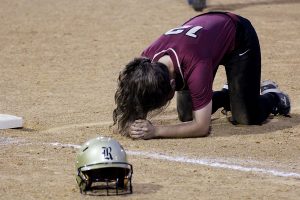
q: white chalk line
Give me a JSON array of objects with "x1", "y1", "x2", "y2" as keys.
[
  {"x1": 48, "y1": 142, "x2": 80, "y2": 149},
  {"x1": 41, "y1": 115, "x2": 180, "y2": 133},
  {"x1": 39, "y1": 104, "x2": 300, "y2": 133},
  {"x1": 127, "y1": 150, "x2": 300, "y2": 179},
  {"x1": 48, "y1": 141, "x2": 300, "y2": 179},
  {"x1": 42, "y1": 122, "x2": 113, "y2": 133},
  {"x1": 2, "y1": 138, "x2": 299, "y2": 179},
  {"x1": 40, "y1": 117, "x2": 231, "y2": 134},
  {"x1": 41, "y1": 106, "x2": 300, "y2": 133}
]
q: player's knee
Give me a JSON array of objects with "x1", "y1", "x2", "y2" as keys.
[{"x1": 231, "y1": 111, "x2": 263, "y2": 125}]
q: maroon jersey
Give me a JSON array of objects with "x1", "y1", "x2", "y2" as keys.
[{"x1": 141, "y1": 13, "x2": 237, "y2": 110}]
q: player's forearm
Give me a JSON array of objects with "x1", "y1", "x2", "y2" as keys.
[{"x1": 154, "y1": 120, "x2": 210, "y2": 138}]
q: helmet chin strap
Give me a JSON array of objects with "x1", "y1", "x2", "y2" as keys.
[{"x1": 76, "y1": 169, "x2": 90, "y2": 194}]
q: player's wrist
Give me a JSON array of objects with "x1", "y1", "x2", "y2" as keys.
[{"x1": 152, "y1": 125, "x2": 161, "y2": 139}]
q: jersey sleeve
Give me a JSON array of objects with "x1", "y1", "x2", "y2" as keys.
[{"x1": 186, "y1": 59, "x2": 214, "y2": 111}]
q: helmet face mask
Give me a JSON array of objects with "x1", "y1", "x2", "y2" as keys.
[{"x1": 75, "y1": 137, "x2": 133, "y2": 195}]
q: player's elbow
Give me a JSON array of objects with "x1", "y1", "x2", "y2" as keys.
[
  {"x1": 192, "y1": 122, "x2": 211, "y2": 137},
  {"x1": 199, "y1": 125, "x2": 211, "y2": 137},
  {"x1": 201, "y1": 125, "x2": 211, "y2": 137}
]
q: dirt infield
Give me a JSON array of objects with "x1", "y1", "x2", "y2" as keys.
[{"x1": 0, "y1": 0, "x2": 300, "y2": 199}]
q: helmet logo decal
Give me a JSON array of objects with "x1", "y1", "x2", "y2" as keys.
[{"x1": 102, "y1": 147, "x2": 113, "y2": 160}]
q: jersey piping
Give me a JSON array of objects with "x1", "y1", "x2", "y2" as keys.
[{"x1": 152, "y1": 48, "x2": 185, "y2": 90}]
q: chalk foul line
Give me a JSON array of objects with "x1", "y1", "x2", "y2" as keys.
[{"x1": 48, "y1": 142, "x2": 300, "y2": 179}]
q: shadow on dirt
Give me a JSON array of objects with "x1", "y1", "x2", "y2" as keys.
[
  {"x1": 150, "y1": 108, "x2": 300, "y2": 137},
  {"x1": 211, "y1": 113, "x2": 300, "y2": 137},
  {"x1": 206, "y1": 0, "x2": 300, "y2": 11},
  {"x1": 131, "y1": 183, "x2": 161, "y2": 194}
]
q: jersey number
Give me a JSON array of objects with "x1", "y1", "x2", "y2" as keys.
[{"x1": 164, "y1": 25, "x2": 203, "y2": 38}]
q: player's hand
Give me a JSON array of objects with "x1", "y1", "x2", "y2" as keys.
[{"x1": 129, "y1": 119, "x2": 156, "y2": 140}]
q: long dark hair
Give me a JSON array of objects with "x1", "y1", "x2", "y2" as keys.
[{"x1": 113, "y1": 57, "x2": 173, "y2": 136}]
